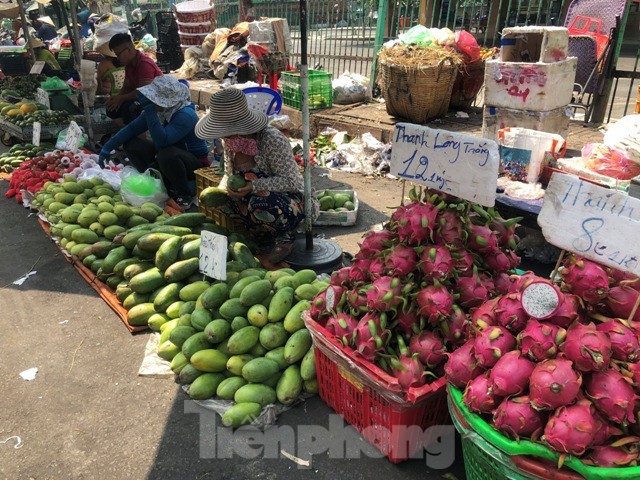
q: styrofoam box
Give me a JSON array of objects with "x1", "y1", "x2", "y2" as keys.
[
  {"x1": 483, "y1": 58, "x2": 577, "y2": 111},
  {"x1": 482, "y1": 105, "x2": 571, "y2": 141},
  {"x1": 501, "y1": 26, "x2": 569, "y2": 63},
  {"x1": 313, "y1": 190, "x2": 359, "y2": 227}
]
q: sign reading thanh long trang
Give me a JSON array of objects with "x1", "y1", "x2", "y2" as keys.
[
  {"x1": 390, "y1": 123, "x2": 500, "y2": 207},
  {"x1": 538, "y1": 173, "x2": 640, "y2": 276}
]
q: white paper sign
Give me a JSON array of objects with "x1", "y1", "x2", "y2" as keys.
[
  {"x1": 30, "y1": 61, "x2": 45, "y2": 74},
  {"x1": 199, "y1": 230, "x2": 227, "y2": 280},
  {"x1": 32, "y1": 121, "x2": 41, "y2": 146},
  {"x1": 65, "y1": 121, "x2": 83, "y2": 153},
  {"x1": 538, "y1": 173, "x2": 640, "y2": 276},
  {"x1": 390, "y1": 123, "x2": 500, "y2": 207},
  {"x1": 35, "y1": 88, "x2": 49, "y2": 109}
]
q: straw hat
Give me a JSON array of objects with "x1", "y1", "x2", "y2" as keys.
[
  {"x1": 29, "y1": 36, "x2": 45, "y2": 48},
  {"x1": 96, "y1": 42, "x2": 116, "y2": 58},
  {"x1": 195, "y1": 88, "x2": 269, "y2": 140},
  {"x1": 37, "y1": 16, "x2": 55, "y2": 27}
]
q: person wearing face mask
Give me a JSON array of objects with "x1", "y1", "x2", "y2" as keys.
[
  {"x1": 99, "y1": 76, "x2": 209, "y2": 209},
  {"x1": 195, "y1": 88, "x2": 319, "y2": 263}
]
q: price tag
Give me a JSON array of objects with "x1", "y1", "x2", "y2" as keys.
[
  {"x1": 30, "y1": 61, "x2": 45, "y2": 75},
  {"x1": 390, "y1": 123, "x2": 500, "y2": 207},
  {"x1": 65, "y1": 121, "x2": 83, "y2": 153},
  {"x1": 32, "y1": 121, "x2": 41, "y2": 146},
  {"x1": 538, "y1": 173, "x2": 640, "y2": 276},
  {"x1": 199, "y1": 230, "x2": 228, "y2": 281},
  {"x1": 35, "y1": 88, "x2": 49, "y2": 109}
]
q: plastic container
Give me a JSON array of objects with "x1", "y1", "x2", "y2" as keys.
[
  {"x1": 281, "y1": 69, "x2": 333, "y2": 111},
  {"x1": 176, "y1": 20, "x2": 211, "y2": 34},
  {"x1": 306, "y1": 312, "x2": 449, "y2": 463},
  {"x1": 174, "y1": 0, "x2": 215, "y2": 23}
]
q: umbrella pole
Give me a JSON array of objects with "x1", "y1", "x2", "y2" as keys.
[
  {"x1": 299, "y1": 0, "x2": 313, "y2": 251},
  {"x1": 16, "y1": 0, "x2": 36, "y2": 63}
]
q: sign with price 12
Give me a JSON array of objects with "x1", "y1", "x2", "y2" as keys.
[
  {"x1": 199, "y1": 231, "x2": 227, "y2": 280},
  {"x1": 391, "y1": 123, "x2": 500, "y2": 207},
  {"x1": 538, "y1": 173, "x2": 640, "y2": 276}
]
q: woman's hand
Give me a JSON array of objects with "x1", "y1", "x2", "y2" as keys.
[
  {"x1": 227, "y1": 182, "x2": 253, "y2": 199},
  {"x1": 106, "y1": 95, "x2": 123, "y2": 111}
]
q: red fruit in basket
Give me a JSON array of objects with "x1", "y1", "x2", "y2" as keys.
[
  {"x1": 494, "y1": 293, "x2": 529, "y2": 333},
  {"x1": 467, "y1": 224, "x2": 499, "y2": 255},
  {"x1": 456, "y1": 271, "x2": 494, "y2": 309},
  {"x1": 586, "y1": 369, "x2": 638, "y2": 425},
  {"x1": 464, "y1": 372, "x2": 503, "y2": 414},
  {"x1": 346, "y1": 288, "x2": 368, "y2": 314},
  {"x1": 418, "y1": 245, "x2": 454, "y2": 281},
  {"x1": 493, "y1": 395, "x2": 547, "y2": 440},
  {"x1": 469, "y1": 297, "x2": 499, "y2": 330},
  {"x1": 589, "y1": 446, "x2": 639, "y2": 467},
  {"x1": 547, "y1": 293, "x2": 583, "y2": 328},
  {"x1": 484, "y1": 249, "x2": 511, "y2": 273},
  {"x1": 606, "y1": 284, "x2": 640, "y2": 322},
  {"x1": 352, "y1": 313, "x2": 391, "y2": 363},
  {"x1": 591, "y1": 410, "x2": 623, "y2": 446},
  {"x1": 435, "y1": 209, "x2": 465, "y2": 246},
  {"x1": 493, "y1": 272, "x2": 512, "y2": 296},
  {"x1": 391, "y1": 353, "x2": 426, "y2": 390},
  {"x1": 473, "y1": 326, "x2": 516, "y2": 368},
  {"x1": 440, "y1": 304, "x2": 468, "y2": 348},
  {"x1": 596, "y1": 321, "x2": 640, "y2": 362},
  {"x1": 366, "y1": 276, "x2": 403, "y2": 312},
  {"x1": 489, "y1": 351, "x2": 535, "y2": 396},
  {"x1": 358, "y1": 229, "x2": 397, "y2": 258},
  {"x1": 393, "y1": 201, "x2": 439, "y2": 246},
  {"x1": 415, "y1": 282, "x2": 454, "y2": 324},
  {"x1": 529, "y1": 358, "x2": 582, "y2": 411},
  {"x1": 409, "y1": 331, "x2": 446, "y2": 368},
  {"x1": 444, "y1": 341, "x2": 484, "y2": 389},
  {"x1": 349, "y1": 258, "x2": 372, "y2": 284},
  {"x1": 561, "y1": 257, "x2": 609, "y2": 304},
  {"x1": 607, "y1": 267, "x2": 639, "y2": 287},
  {"x1": 543, "y1": 401, "x2": 597, "y2": 456},
  {"x1": 395, "y1": 304, "x2": 420, "y2": 335},
  {"x1": 490, "y1": 214, "x2": 521, "y2": 251},
  {"x1": 517, "y1": 320, "x2": 566, "y2": 362},
  {"x1": 326, "y1": 313, "x2": 359, "y2": 346},
  {"x1": 562, "y1": 322, "x2": 612, "y2": 372},
  {"x1": 452, "y1": 249, "x2": 476, "y2": 277},
  {"x1": 508, "y1": 271, "x2": 539, "y2": 293},
  {"x1": 330, "y1": 267, "x2": 351, "y2": 287},
  {"x1": 384, "y1": 244, "x2": 417, "y2": 277}
]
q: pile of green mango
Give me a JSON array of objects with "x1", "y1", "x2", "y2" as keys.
[{"x1": 316, "y1": 189, "x2": 355, "y2": 213}]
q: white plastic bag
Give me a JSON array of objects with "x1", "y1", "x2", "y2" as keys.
[
  {"x1": 79, "y1": 167, "x2": 122, "y2": 190},
  {"x1": 332, "y1": 71, "x2": 371, "y2": 105},
  {"x1": 604, "y1": 114, "x2": 640, "y2": 164},
  {"x1": 93, "y1": 14, "x2": 129, "y2": 53},
  {"x1": 119, "y1": 167, "x2": 169, "y2": 207}
]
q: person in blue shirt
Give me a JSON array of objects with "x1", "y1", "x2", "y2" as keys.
[
  {"x1": 33, "y1": 17, "x2": 57, "y2": 42},
  {"x1": 77, "y1": 10, "x2": 92, "y2": 38},
  {"x1": 99, "y1": 76, "x2": 210, "y2": 209}
]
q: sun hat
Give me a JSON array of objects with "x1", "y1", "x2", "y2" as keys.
[
  {"x1": 28, "y1": 36, "x2": 45, "y2": 48},
  {"x1": 96, "y1": 42, "x2": 116, "y2": 58},
  {"x1": 37, "y1": 16, "x2": 56, "y2": 27},
  {"x1": 195, "y1": 88, "x2": 269, "y2": 140},
  {"x1": 138, "y1": 76, "x2": 192, "y2": 123}
]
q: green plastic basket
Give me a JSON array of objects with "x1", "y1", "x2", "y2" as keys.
[
  {"x1": 448, "y1": 386, "x2": 640, "y2": 480},
  {"x1": 280, "y1": 69, "x2": 332, "y2": 110}
]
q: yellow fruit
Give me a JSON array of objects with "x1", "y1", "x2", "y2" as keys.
[
  {"x1": 20, "y1": 103, "x2": 37, "y2": 114},
  {"x1": 6, "y1": 109, "x2": 20, "y2": 116}
]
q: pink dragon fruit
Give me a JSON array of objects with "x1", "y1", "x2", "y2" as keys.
[
  {"x1": 490, "y1": 214, "x2": 521, "y2": 250},
  {"x1": 589, "y1": 446, "x2": 639, "y2": 467},
  {"x1": 484, "y1": 250, "x2": 512, "y2": 273},
  {"x1": 508, "y1": 271, "x2": 540, "y2": 294},
  {"x1": 394, "y1": 202, "x2": 439, "y2": 246},
  {"x1": 384, "y1": 244, "x2": 418, "y2": 277},
  {"x1": 596, "y1": 321, "x2": 640, "y2": 362},
  {"x1": 464, "y1": 372, "x2": 503, "y2": 414},
  {"x1": 493, "y1": 272, "x2": 512, "y2": 296},
  {"x1": 409, "y1": 331, "x2": 446, "y2": 368},
  {"x1": 606, "y1": 284, "x2": 640, "y2": 323},
  {"x1": 592, "y1": 410, "x2": 623, "y2": 446},
  {"x1": 440, "y1": 304, "x2": 469, "y2": 347},
  {"x1": 547, "y1": 294, "x2": 583, "y2": 328},
  {"x1": 543, "y1": 401, "x2": 597, "y2": 456},
  {"x1": 470, "y1": 297, "x2": 499, "y2": 330},
  {"x1": 520, "y1": 281, "x2": 563, "y2": 319},
  {"x1": 489, "y1": 350, "x2": 535, "y2": 396},
  {"x1": 308, "y1": 290, "x2": 329, "y2": 322},
  {"x1": 419, "y1": 245, "x2": 454, "y2": 281},
  {"x1": 493, "y1": 396, "x2": 548, "y2": 440},
  {"x1": 358, "y1": 229, "x2": 397, "y2": 258},
  {"x1": 368, "y1": 257, "x2": 386, "y2": 280},
  {"x1": 561, "y1": 257, "x2": 610, "y2": 304},
  {"x1": 529, "y1": 358, "x2": 582, "y2": 411},
  {"x1": 435, "y1": 209, "x2": 465, "y2": 246},
  {"x1": 456, "y1": 271, "x2": 494, "y2": 309},
  {"x1": 326, "y1": 313, "x2": 359, "y2": 346},
  {"x1": 349, "y1": 258, "x2": 371, "y2": 284},
  {"x1": 608, "y1": 267, "x2": 639, "y2": 287},
  {"x1": 394, "y1": 304, "x2": 420, "y2": 335},
  {"x1": 352, "y1": 313, "x2": 391, "y2": 363},
  {"x1": 517, "y1": 320, "x2": 566, "y2": 362},
  {"x1": 391, "y1": 334, "x2": 427, "y2": 390},
  {"x1": 415, "y1": 282, "x2": 454, "y2": 324},
  {"x1": 330, "y1": 267, "x2": 351, "y2": 287},
  {"x1": 452, "y1": 249, "x2": 476, "y2": 277},
  {"x1": 467, "y1": 224, "x2": 499, "y2": 254},
  {"x1": 444, "y1": 341, "x2": 484, "y2": 388},
  {"x1": 473, "y1": 326, "x2": 516, "y2": 368},
  {"x1": 324, "y1": 285, "x2": 346, "y2": 312},
  {"x1": 561, "y1": 322, "x2": 612, "y2": 372},
  {"x1": 494, "y1": 293, "x2": 530, "y2": 333},
  {"x1": 624, "y1": 362, "x2": 640, "y2": 393},
  {"x1": 586, "y1": 369, "x2": 638, "y2": 425},
  {"x1": 346, "y1": 288, "x2": 368, "y2": 314},
  {"x1": 365, "y1": 276, "x2": 404, "y2": 312}
]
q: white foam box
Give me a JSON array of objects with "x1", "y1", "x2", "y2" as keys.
[
  {"x1": 313, "y1": 190, "x2": 359, "y2": 227},
  {"x1": 501, "y1": 26, "x2": 569, "y2": 63},
  {"x1": 482, "y1": 105, "x2": 571, "y2": 141},
  {"x1": 483, "y1": 58, "x2": 577, "y2": 111}
]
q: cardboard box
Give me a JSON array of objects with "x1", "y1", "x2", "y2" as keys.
[
  {"x1": 482, "y1": 105, "x2": 571, "y2": 141},
  {"x1": 501, "y1": 26, "x2": 569, "y2": 63}
]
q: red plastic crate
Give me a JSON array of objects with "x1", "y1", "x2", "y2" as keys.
[{"x1": 306, "y1": 313, "x2": 449, "y2": 463}]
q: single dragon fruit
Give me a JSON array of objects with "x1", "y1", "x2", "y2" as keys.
[
  {"x1": 493, "y1": 396, "x2": 548, "y2": 440},
  {"x1": 440, "y1": 304, "x2": 469, "y2": 347},
  {"x1": 326, "y1": 313, "x2": 359, "y2": 346},
  {"x1": 384, "y1": 244, "x2": 418, "y2": 277},
  {"x1": 517, "y1": 320, "x2": 566, "y2": 362},
  {"x1": 330, "y1": 267, "x2": 351, "y2": 287},
  {"x1": 520, "y1": 281, "x2": 563, "y2": 319},
  {"x1": 308, "y1": 290, "x2": 330, "y2": 322},
  {"x1": 368, "y1": 257, "x2": 386, "y2": 280},
  {"x1": 349, "y1": 258, "x2": 372, "y2": 284},
  {"x1": 352, "y1": 313, "x2": 391, "y2": 363},
  {"x1": 358, "y1": 229, "x2": 397, "y2": 258},
  {"x1": 543, "y1": 401, "x2": 597, "y2": 456},
  {"x1": 452, "y1": 249, "x2": 476, "y2": 277},
  {"x1": 547, "y1": 294, "x2": 583, "y2": 328},
  {"x1": 494, "y1": 293, "x2": 529, "y2": 333},
  {"x1": 365, "y1": 276, "x2": 404, "y2": 312},
  {"x1": 592, "y1": 410, "x2": 623, "y2": 446},
  {"x1": 467, "y1": 224, "x2": 499, "y2": 255},
  {"x1": 444, "y1": 341, "x2": 484, "y2": 389},
  {"x1": 409, "y1": 331, "x2": 446, "y2": 368},
  {"x1": 586, "y1": 369, "x2": 638, "y2": 425},
  {"x1": 484, "y1": 250, "x2": 512, "y2": 273},
  {"x1": 390, "y1": 335, "x2": 426, "y2": 390},
  {"x1": 435, "y1": 209, "x2": 465, "y2": 246},
  {"x1": 473, "y1": 325, "x2": 516, "y2": 368},
  {"x1": 529, "y1": 358, "x2": 582, "y2": 411},
  {"x1": 469, "y1": 297, "x2": 499, "y2": 330},
  {"x1": 419, "y1": 245, "x2": 455, "y2": 281},
  {"x1": 596, "y1": 321, "x2": 640, "y2": 362},
  {"x1": 346, "y1": 288, "x2": 368, "y2": 314},
  {"x1": 490, "y1": 214, "x2": 521, "y2": 251},
  {"x1": 394, "y1": 202, "x2": 439, "y2": 246},
  {"x1": 561, "y1": 257, "x2": 610, "y2": 304},
  {"x1": 608, "y1": 267, "x2": 640, "y2": 286},
  {"x1": 456, "y1": 271, "x2": 494, "y2": 309},
  {"x1": 561, "y1": 322, "x2": 612, "y2": 372},
  {"x1": 493, "y1": 272, "x2": 512, "y2": 296},
  {"x1": 606, "y1": 284, "x2": 640, "y2": 323},
  {"x1": 489, "y1": 350, "x2": 535, "y2": 396},
  {"x1": 394, "y1": 304, "x2": 420, "y2": 335},
  {"x1": 589, "y1": 446, "x2": 639, "y2": 467},
  {"x1": 415, "y1": 281, "x2": 454, "y2": 324},
  {"x1": 464, "y1": 372, "x2": 503, "y2": 414}
]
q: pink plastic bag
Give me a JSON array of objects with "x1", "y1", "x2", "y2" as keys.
[
  {"x1": 455, "y1": 30, "x2": 480, "y2": 63},
  {"x1": 582, "y1": 143, "x2": 640, "y2": 181}
]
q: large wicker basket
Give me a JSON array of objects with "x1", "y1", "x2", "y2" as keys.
[
  {"x1": 450, "y1": 60, "x2": 485, "y2": 109},
  {"x1": 379, "y1": 58, "x2": 457, "y2": 123}
]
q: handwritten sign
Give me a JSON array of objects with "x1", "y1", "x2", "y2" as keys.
[
  {"x1": 538, "y1": 173, "x2": 640, "y2": 276},
  {"x1": 390, "y1": 123, "x2": 500, "y2": 207},
  {"x1": 35, "y1": 88, "x2": 49, "y2": 109},
  {"x1": 199, "y1": 231, "x2": 227, "y2": 281},
  {"x1": 32, "y1": 121, "x2": 41, "y2": 146},
  {"x1": 65, "y1": 121, "x2": 83, "y2": 153},
  {"x1": 30, "y1": 61, "x2": 45, "y2": 75}
]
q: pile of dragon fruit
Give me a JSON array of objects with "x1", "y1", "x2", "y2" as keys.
[
  {"x1": 450, "y1": 255, "x2": 640, "y2": 467},
  {"x1": 308, "y1": 188, "x2": 522, "y2": 390}
]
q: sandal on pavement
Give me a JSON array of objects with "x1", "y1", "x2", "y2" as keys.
[
  {"x1": 268, "y1": 238, "x2": 295, "y2": 264},
  {"x1": 174, "y1": 195, "x2": 194, "y2": 210}
]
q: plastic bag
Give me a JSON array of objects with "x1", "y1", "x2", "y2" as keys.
[
  {"x1": 138, "y1": 34, "x2": 157, "y2": 52},
  {"x1": 93, "y1": 14, "x2": 129, "y2": 53},
  {"x1": 399, "y1": 25, "x2": 434, "y2": 46},
  {"x1": 604, "y1": 114, "x2": 640, "y2": 164},
  {"x1": 332, "y1": 70, "x2": 371, "y2": 105},
  {"x1": 455, "y1": 30, "x2": 480, "y2": 63},
  {"x1": 120, "y1": 167, "x2": 169, "y2": 207},
  {"x1": 78, "y1": 167, "x2": 122, "y2": 190},
  {"x1": 432, "y1": 27, "x2": 456, "y2": 47},
  {"x1": 269, "y1": 114, "x2": 293, "y2": 130},
  {"x1": 55, "y1": 127, "x2": 88, "y2": 151},
  {"x1": 582, "y1": 143, "x2": 640, "y2": 180}
]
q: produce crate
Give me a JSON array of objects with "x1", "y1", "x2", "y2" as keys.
[
  {"x1": 0, "y1": 117, "x2": 66, "y2": 141},
  {"x1": 281, "y1": 70, "x2": 332, "y2": 111},
  {"x1": 448, "y1": 386, "x2": 640, "y2": 480},
  {"x1": 0, "y1": 52, "x2": 28, "y2": 75},
  {"x1": 313, "y1": 189, "x2": 359, "y2": 226},
  {"x1": 195, "y1": 167, "x2": 243, "y2": 232},
  {"x1": 305, "y1": 312, "x2": 449, "y2": 463}
]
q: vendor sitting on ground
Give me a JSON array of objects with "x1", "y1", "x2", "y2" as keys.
[
  {"x1": 195, "y1": 88, "x2": 318, "y2": 263},
  {"x1": 96, "y1": 47, "x2": 125, "y2": 95},
  {"x1": 99, "y1": 76, "x2": 209, "y2": 209},
  {"x1": 28, "y1": 37, "x2": 61, "y2": 74},
  {"x1": 105, "y1": 33, "x2": 162, "y2": 127}
]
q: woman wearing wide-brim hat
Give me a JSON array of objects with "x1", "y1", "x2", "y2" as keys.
[{"x1": 196, "y1": 88, "x2": 319, "y2": 263}]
